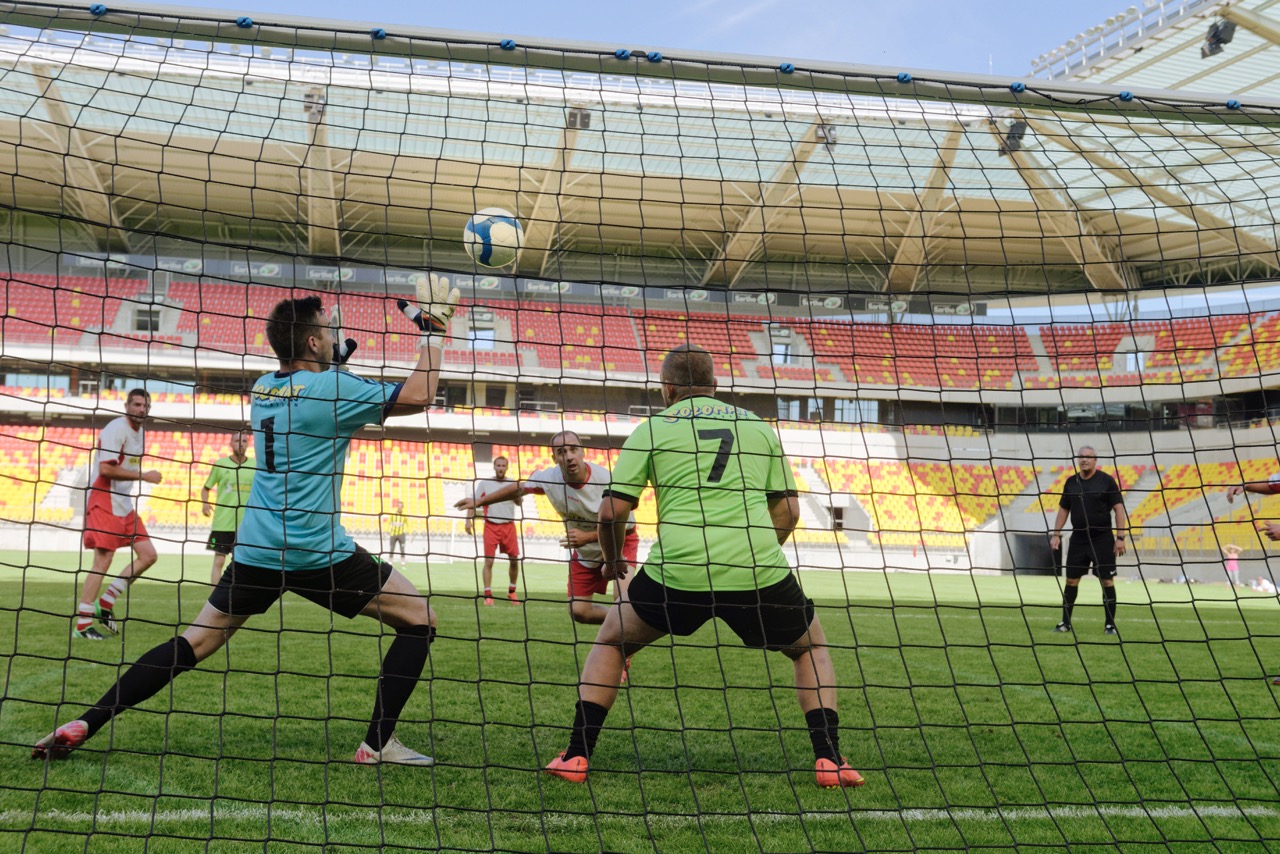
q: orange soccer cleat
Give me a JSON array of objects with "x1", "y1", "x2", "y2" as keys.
[
  {"x1": 545, "y1": 751, "x2": 589, "y2": 783},
  {"x1": 814, "y1": 757, "x2": 865, "y2": 789}
]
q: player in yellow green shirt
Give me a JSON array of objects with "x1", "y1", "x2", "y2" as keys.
[
  {"x1": 200, "y1": 429, "x2": 256, "y2": 585},
  {"x1": 383, "y1": 499, "x2": 408, "y2": 571},
  {"x1": 544, "y1": 344, "x2": 864, "y2": 790}
]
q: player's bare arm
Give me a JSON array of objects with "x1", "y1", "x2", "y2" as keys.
[
  {"x1": 388, "y1": 272, "x2": 458, "y2": 415},
  {"x1": 1228, "y1": 480, "x2": 1280, "y2": 502},
  {"x1": 100, "y1": 459, "x2": 162, "y2": 484},
  {"x1": 1113, "y1": 503, "x2": 1129, "y2": 557},
  {"x1": 455, "y1": 481, "x2": 521, "y2": 511},
  {"x1": 598, "y1": 495, "x2": 636, "y2": 581},
  {"x1": 560, "y1": 528, "x2": 598, "y2": 549},
  {"x1": 1048, "y1": 506, "x2": 1069, "y2": 550},
  {"x1": 767, "y1": 494, "x2": 801, "y2": 545}
]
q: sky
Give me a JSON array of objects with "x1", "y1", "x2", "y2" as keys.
[{"x1": 163, "y1": 0, "x2": 1134, "y2": 78}]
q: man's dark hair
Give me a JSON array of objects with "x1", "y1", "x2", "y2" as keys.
[
  {"x1": 661, "y1": 344, "x2": 716, "y2": 391},
  {"x1": 266, "y1": 296, "x2": 325, "y2": 363},
  {"x1": 126, "y1": 388, "x2": 150, "y2": 403}
]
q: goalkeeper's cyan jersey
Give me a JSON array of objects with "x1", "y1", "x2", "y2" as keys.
[{"x1": 236, "y1": 369, "x2": 401, "y2": 571}]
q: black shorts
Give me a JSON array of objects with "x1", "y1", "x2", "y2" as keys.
[
  {"x1": 206, "y1": 530, "x2": 236, "y2": 555},
  {"x1": 208, "y1": 546, "x2": 393, "y2": 619},
  {"x1": 627, "y1": 568, "x2": 816, "y2": 650},
  {"x1": 388, "y1": 533, "x2": 406, "y2": 554},
  {"x1": 1065, "y1": 533, "x2": 1117, "y2": 580}
]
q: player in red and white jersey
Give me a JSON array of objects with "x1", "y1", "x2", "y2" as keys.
[
  {"x1": 1228, "y1": 472, "x2": 1280, "y2": 530},
  {"x1": 76, "y1": 389, "x2": 163, "y2": 640},
  {"x1": 456, "y1": 431, "x2": 638, "y2": 625},
  {"x1": 463, "y1": 454, "x2": 523, "y2": 605}
]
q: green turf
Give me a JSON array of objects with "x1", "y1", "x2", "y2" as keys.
[{"x1": 2, "y1": 549, "x2": 1279, "y2": 852}]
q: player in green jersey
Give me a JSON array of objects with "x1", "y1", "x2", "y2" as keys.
[
  {"x1": 201, "y1": 429, "x2": 256, "y2": 585},
  {"x1": 545, "y1": 344, "x2": 864, "y2": 789}
]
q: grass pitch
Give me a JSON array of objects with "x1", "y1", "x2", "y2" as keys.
[{"x1": 2, "y1": 548, "x2": 1280, "y2": 852}]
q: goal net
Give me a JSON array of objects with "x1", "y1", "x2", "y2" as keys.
[{"x1": 3, "y1": 2, "x2": 1280, "y2": 850}]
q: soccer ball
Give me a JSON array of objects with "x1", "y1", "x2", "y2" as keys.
[{"x1": 463, "y1": 208, "x2": 523, "y2": 268}]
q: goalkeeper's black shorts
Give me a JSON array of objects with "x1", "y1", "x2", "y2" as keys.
[{"x1": 208, "y1": 545, "x2": 393, "y2": 619}]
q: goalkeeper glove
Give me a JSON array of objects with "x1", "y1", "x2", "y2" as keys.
[
  {"x1": 329, "y1": 304, "x2": 358, "y2": 366},
  {"x1": 397, "y1": 272, "x2": 460, "y2": 349}
]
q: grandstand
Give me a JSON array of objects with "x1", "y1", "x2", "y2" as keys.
[{"x1": 4, "y1": 0, "x2": 1280, "y2": 851}]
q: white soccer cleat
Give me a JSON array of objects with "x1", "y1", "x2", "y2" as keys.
[{"x1": 353, "y1": 735, "x2": 434, "y2": 767}]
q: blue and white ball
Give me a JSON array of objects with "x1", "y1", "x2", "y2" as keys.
[{"x1": 463, "y1": 208, "x2": 523, "y2": 268}]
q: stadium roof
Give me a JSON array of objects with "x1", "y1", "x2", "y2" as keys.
[
  {"x1": 0, "y1": 1, "x2": 1277, "y2": 298},
  {"x1": 1033, "y1": 0, "x2": 1280, "y2": 99}
]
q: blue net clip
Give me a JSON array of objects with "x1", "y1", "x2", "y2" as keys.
[
  {"x1": 896, "y1": 72, "x2": 913, "y2": 84},
  {"x1": 646, "y1": 51, "x2": 662, "y2": 63},
  {"x1": 500, "y1": 39, "x2": 517, "y2": 50},
  {"x1": 370, "y1": 28, "x2": 387, "y2": 40},
  {"x1": 235, "y1": 16, "x2": 253, "y2": 29},
  {"x1": 779, "y1": 62, "x2": 795, "y2": 74},
  {"x1": 88, "y1": 4, "x2": 107, "y2": 15},
  {"x1": 1010, "y1": 81, "x2": 1026, "y2": 94}
]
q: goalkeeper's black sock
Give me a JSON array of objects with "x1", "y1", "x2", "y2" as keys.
[
  {"x1": 805, "y1": 707, "x2": 841, "y2": 763},
  {"x1": 564, "y1": 700, "x2": 609, "y2": 761},
  {"x1": 365, "y1": 625, "x2": 435, "y2": 751},
  {"x1": 81, "y1": 637, "x2": 197, "y2": 738},
  {"x1": 1062, "y1": 585, "x2": 1078, "y2": 624},
  {"x1": 1102, "y1": 585, "x2": 1117, "y2": 626}
]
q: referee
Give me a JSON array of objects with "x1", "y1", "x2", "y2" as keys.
[{"x1": 1049, "y1": 445, "x2": 1129, "y2": 636}]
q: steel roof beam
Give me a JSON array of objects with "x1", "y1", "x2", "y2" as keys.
[
  {"x1": 995, "y1": 135, "x2": 1136, "y2": 291},
  {"x1": 700, "y1": 122, "x2": 823, "y2": 288},
  {"x1": 886, "y1": 124, "x2": 964, "y2": 294},
  {"x1": 31, "y1": 64, "x2": 129, "y2": 252},
  {"x1": 1025, "y1": 115, "x2": 1280, "y2": 272},
  {"x1": 516, "y1": 123, "x2": 580, "y2": 279}
]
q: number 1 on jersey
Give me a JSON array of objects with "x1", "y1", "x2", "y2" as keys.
[
  {"x1": 262, "y1": 416, "x2": 277, "y2": 473},
  {"x1": 697, "y1": 428, "x2": 735, "y2": 483}
]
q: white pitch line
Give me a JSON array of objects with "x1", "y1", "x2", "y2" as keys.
[{"x1": 3, "y1": 803, "x2": 1277, "y2": 829}]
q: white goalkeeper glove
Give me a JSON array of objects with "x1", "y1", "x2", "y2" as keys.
[
  {"x1": 329, "y1": 304, "x2": 358, "y2": 367},
  {"x1": 397, "y1": 272, "x2": 460, "y2": 350}
]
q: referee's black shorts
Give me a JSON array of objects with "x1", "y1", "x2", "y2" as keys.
[
  {"x1": 1065, "y1": 532, "x2": 1117, "y2": 581},
  {"x1": 627, "y1": 568, "x2": 816, "y2": 650},
  {"x1": 208, "y1": 545, "x2": 393, "y2": 619}
]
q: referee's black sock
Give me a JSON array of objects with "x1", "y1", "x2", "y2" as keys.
[
  {"x1": 1102, "y1": 585, "x2": 1117, "y2": 627},
  {"x1": 805, "y1": 707, "x2": 841, "y2": 763},
  {"x1": 564, "y1": 700, "x2": 609, "y2": 761},
  {"x1": 1061, "y1": 585, "x2": 1078, "y2": 625},
  {"x1": 81, "y1": 637, "x2": 198, "y2": 738},
  {"x1": 365, "y1": 624, "x2": 435, "y2": 751}
]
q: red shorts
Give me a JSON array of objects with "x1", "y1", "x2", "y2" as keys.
[
  {"x1": 568, "y1": 530, "x2": 639, "y2": 599},
  {"x1": 82, "y1": 487, "x2": 150, "y2": 552},
  {"x1": 483, "y1": 521, "x2": 520, "y2": 558}
]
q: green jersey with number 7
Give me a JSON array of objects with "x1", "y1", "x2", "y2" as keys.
[{"x1": 605, "y1": 394, "x2": 799, "y2": 592}]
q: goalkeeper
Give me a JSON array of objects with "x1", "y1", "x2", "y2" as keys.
[{"x1": 34, "y1": 276, "x2": 459, "y2": 767}]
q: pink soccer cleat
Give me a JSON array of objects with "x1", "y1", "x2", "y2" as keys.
[{"x1": 32, "y1": 720, "x2": 89, "y2": 760}]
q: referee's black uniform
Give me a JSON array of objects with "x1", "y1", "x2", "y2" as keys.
[
  {"x1": 1054, "y1": 464, "x2": 1126, "y2": 634},
  {"x1": 1059, "y1": 470, "x2": 1124, "y2": 581}
]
